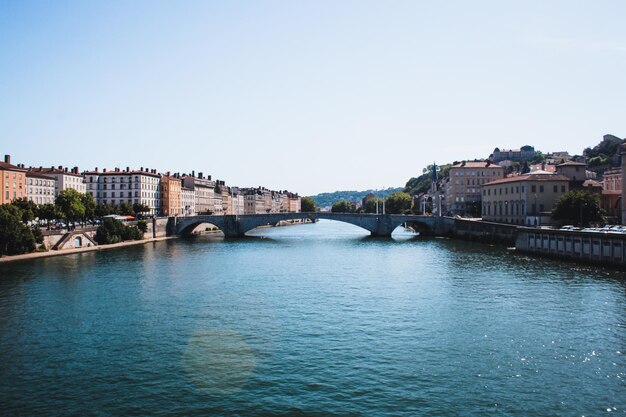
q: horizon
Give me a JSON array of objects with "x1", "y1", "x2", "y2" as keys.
[{"x1": 1, "y1": 1, "x2": 625, "y2": 195}]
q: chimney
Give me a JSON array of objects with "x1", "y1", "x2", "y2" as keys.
[
  {"x1": 59, "y1": 165, "x2": 63, "y2": 170},
  {"x1": 64, "y1": 167, "x2": 68, "y2": 172},
  {"x1": 3, "y1": 155, "x2": 10, "y2": 164},
  {"x1": 95, "y1": 167, "x2": 98, "y2": 172},
  {"x1": 192, "y1": 170, "x2": 195, "y2": 177},
  {"x1": 103, "y1": 168, "x2": 107, "y2": 173},
  {"x1": 198, "y1": 172, "x2": 203, "y2": 179},
  {"x1": 126, "y1": 166, "x2": 130, "y2": 172},
  {"x1": 140, "y1": 167, "x2": 144, "y2": 171}
]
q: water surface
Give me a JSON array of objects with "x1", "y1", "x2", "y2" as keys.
[{"x1": 0, "y1": 220, "x2": 624, "y2": 416}]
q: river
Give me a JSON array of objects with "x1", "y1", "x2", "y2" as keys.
[{"x1": 0, "y1": 220, "x2": 624, "y2": 416}]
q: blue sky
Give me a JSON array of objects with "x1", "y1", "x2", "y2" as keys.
[{"x1": 1, "y1": 1, "x2": 624, "y2": 195}]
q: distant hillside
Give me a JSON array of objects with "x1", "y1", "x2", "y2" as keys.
[
  {"x1": 309, "y1": 188, "x2": 402, "y2": 207},
  {"x1": 583, "y1": 134, "x2": 624, "y2": 169}
]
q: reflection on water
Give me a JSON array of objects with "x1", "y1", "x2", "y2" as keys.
[{"x1": 0, "y1": 220, "x2": 624, "y2": 416}]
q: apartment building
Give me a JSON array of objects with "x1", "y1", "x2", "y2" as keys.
[
  {"x1": 84, "y1": 167, "x2": 162, "y2": 215},
  {"x1": 181, "y1": 187, "x2": 196, "y2": 216},
  {"x1": 244, "y1": 188, "x2": 267, "y2": 214},
  {"x1": 29, "y1": 165, "x2": 85, "y2": 196},
  {"x1": 0, "y1": 155, "x2": 27, "y2": 205},
  {"x1": 27, "y1": 171, "x2": 56, "y2": 205},
  {"x1": 481, "y1": 171, "x2": 569, "y2": 226},
  {"x1": 443, "y1": 161, "x2": 504, "y2": 216},
  {"x1": 230, "y1": 187, "x2": 245, "y2": 215},
  {"x1": 160, "y1": 174, "x2": 182, "y2": 216},
  {"x1": 181, "y1": 172, "x2": 215, "y2": 214}
]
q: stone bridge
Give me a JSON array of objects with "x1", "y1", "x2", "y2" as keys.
[{"x1": 169, "y1": 212, "x2": 444, "y2": 238}]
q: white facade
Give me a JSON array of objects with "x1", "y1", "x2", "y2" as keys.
[
  {"x1": 181, "y1": 187, "x2": 196, "y2": 216},
  {"x1": 84, "y1": 168, "x2": 162, "y2": 215},
  {"x1": 26, "y1": 173, "x2": 56, "y2": 205},
  {"x1": 28, "y1": 167, "x2": 85, "y2": 196}
]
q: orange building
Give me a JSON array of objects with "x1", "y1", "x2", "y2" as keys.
[
  {"x1": 1, "y1": 155, "x2": 27, "y2": 205},
  {"x1": 160, "y1": 173, "x2": 182, "y2": 216}
]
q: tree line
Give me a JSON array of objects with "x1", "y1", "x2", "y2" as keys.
[
  {"x1": 330, "y1": 192, "x2": 413, "y2": 214},
  {"x1": 0, "y1": 189, "x2": 150, "y2": 256}
]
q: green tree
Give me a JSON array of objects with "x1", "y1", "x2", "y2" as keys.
[
  {"x1": 80, "y1": 193, "x2": 96, "y2": 224},
  {"x1": 385, "y1": 192, "x2": 412, "y2": 214},
  {"x1": 363, "y1": 198, "x2": 383, "y2": 213},
  {"x1": 531, "y1": 151, "x2": 546, "y2": 164},
  {"x1": 301, "y1": 196, "x2": 317, "y2": 212},
  {"x1": 331, "y1": 200, "x2": 354, "y2": 213},
  {"x1": 136, "y1": 220, "x2": 148, "y2": 234},
  {"x1": 55, "y1": 189, "x2": 86, "y2": 227},
  {"x1": 552, "y1": 190, "x2": 604, "y2": 227},
  {"x1": 0, "y1": 205, "x2": 37, "y2": 255},
  {"x1": 37, "y1": 203, "x2": 60, "y2": 229},
  {"x1": 119, "y1": 202, "x2": 134, "y2": 216},
  {"x1": 10, "y1": 198, "x2": 37, "y2": 223},
  {"x1": 95, "y1": 203, "x2": 114, "y2": 218},
  {"x1": 95, "y1": 218, "x2": 143, "y2": 245},
  {"x1": 133, "y1": 202, "x2": 150, "y2": 216}
]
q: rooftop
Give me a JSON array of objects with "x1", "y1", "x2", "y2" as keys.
[
  {"x1": 484, "y1": 173, "x2": 570, "y2": 186},
  {"x1": 452, "y1": 161, "x2": 500, "y2": 168}
]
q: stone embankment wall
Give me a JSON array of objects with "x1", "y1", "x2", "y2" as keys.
[
  {"x1": 42, "y1": 230, "x2": 97, "y2": 250},
  {"x1": 516, "y1": 228, "x2": 626, "y2": 267},
  {"x1": 442, "y1": 218, "x2": 518, "y2": 246}
]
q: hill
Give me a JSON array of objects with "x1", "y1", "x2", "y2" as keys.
[{"x1": 309, "y1": 188, "x2": 402, "y2": 208}]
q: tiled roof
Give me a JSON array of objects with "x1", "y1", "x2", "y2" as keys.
[
  {"x1": 29, "y1": 167, "x2": 82, "y2": 177},
  {"x1": 26, "y1": 172, "x2": 56, "y2": 180},
  {"x1": 83, "y1": 170, "x2": 161, "y2": 178},
  {"x1": 483, "y1": 173, "x2": 570, "y2": 186},
  {"x1": 557, "y1": 161, "x2": 586, "y2": 167},
  {"x1": 452, "y1": 161, "x2": 501, "y2": 168},
  {"x1": 0, "y1": 161, "x2": 27, "y2": 171}
]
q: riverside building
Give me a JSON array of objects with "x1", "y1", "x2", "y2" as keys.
[
  {"x1": 0, "y1": 155, "x2": 27, "y2": 205},
  {"x1": 443, "y1": 161, "x2": 504, "y2": 216},
  {"x1": 182, "y1": 172, "x2": 215, "y2": 215},
  {"x1": 481, "y1": 171, "x2": 570, "y2": 226},
  {"x1": 160, "y1": 174, "x2": 182, "y2": 216},
  {"x1": 84, "y1": 167, "x2": 162, "y2": 215},
  {"x1": 28, "y1": 165, "x2": 85, "y2": 196},
  {"x1": 26, "y1": 171, "x2": 56, "y2": 205}
]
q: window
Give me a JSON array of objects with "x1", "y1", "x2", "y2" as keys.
[
  {"x1": 539, "y1": 185, "x2": 544, "y2": 193},
  {"x1": 561, "y1": 185, "x2": 566, "y2": 192},
  {"x1": 531, "y1": 185, "x2": 536, "y2": 192},
  {"x1": 553, "y1": 185, "x2": 557, "y2": 192}
]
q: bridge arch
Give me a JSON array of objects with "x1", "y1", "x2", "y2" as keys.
[{"x1": 171, "y1": 213, "x2": 437, "y2": 238}]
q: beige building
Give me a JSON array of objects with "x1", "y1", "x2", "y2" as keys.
[
  {"x1": 244, "y1": 188, "x2": 266, "y2": 214},
  {"x1": 27, "y1": 172, "x2": 56, "y2": 205},
  {"x1": 481, "y1": 171, "x2": 570, "y2": 226},
  {"x1": 443, "y1": 161, "x2": 504, "y2": 216},
  {"x1": 182, "y1": 172, "x2": 215, "y2": 214},
  {"x1": 555, "y1": 161, "x2": 587, "y2": 184}
]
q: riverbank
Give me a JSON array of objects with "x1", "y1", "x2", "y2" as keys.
[{"x1": 0, "y1": 236, "x2": 179, "y2": 264}]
